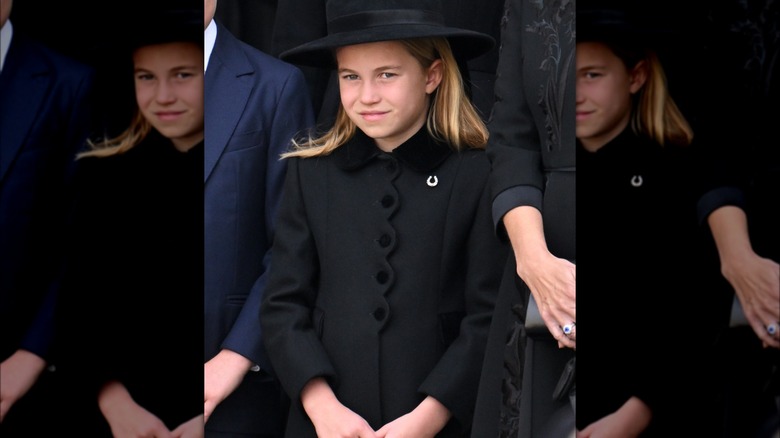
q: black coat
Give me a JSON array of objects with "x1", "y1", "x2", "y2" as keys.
[
  {"x1": 576, "y1": 128, "x2": 709, "y2": 436},
  {"x1": 261, "y1": 128, "x2": 507, "y2": 437},
  {"x1": 55, "y1": 131, "x2": 203, "y2": 436}
]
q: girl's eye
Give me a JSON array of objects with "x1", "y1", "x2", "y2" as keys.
[
  {"x1": 342, "y1": 74, "x2": 359, "y2": 81},
  {"x1": 379, "y1": 72, "x2": 396, "y2": 79},
  {"x1": 136, "y1": 73, "x2": 154, "y2": 81},
  {"x1": 584, "y1": 72, "x2": 602, "y2": 79}
]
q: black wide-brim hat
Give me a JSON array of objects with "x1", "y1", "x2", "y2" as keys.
[
  {"x1": 577, "y1": 1, "x2": 679, "y2": 52},
  {"x1": 85, "y1": 2, "x2": 202, "y2": 59},
  {"x1": 122, "y1": 4, "x2": 203, "y2": 52},
  {"x1": 280, "y1": 0, "x2": 495, "y2": 68}
]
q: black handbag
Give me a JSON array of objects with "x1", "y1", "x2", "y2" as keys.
[
  {"x1": 729, "y1": 294, "x2": 748, "y2": 328},
  {"x1": 525, "y1": 295, "x2": 576, "y2": 407},
  {"x1": 524, "y1": 294, "x2": 550, "y2": 336}
]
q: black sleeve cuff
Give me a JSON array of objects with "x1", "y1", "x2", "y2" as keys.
[
  {"x1": 492, "y1": 186, "x2": 543, "y2": 241},
  {"x1": 696, "y1": 186, "x2": 746, "y2": 225}
]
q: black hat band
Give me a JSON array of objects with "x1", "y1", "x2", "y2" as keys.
[{"x1": 328, "y1": 9, "x2": 445, "y2": 34}]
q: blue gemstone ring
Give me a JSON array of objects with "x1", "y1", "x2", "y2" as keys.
[
  {"x1": 562, "y1": 323, "x2": 575, "y2": 336},
  {"x1": 766, "y1": 323, "x2": 778, "y2": 336}
]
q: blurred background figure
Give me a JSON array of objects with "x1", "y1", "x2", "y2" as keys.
[
  {"x1": 574, "y1": 3, "x2": 713, "y2": 436},
  {"x1": 690, "y1": 0, "x2": 780, "y2": 436},
  {"x1": 0, "y1": 0, "x2": 94, "y2": 435},
  {"x1": 54, "y1": 3, "x2": 205, "y2": 436}
]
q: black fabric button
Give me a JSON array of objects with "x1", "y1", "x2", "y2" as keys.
[
  {"x1": 373, "y1": 308, "x2": 386, "y2": 321},
  {"x1": 378, "y1": 234, "x2": 391, "y2": 247},
  {"x1": 381, "y1": 195, "x2": 394, "y2": 208},
  {"x1": 376, "y1": 271, "x2": 389, "y2": 284}
]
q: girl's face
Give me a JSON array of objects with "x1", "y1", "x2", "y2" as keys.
[
  {"x1": 336, "y1": 40, "x2": 442, "y2": 152},
  {"x1": 576, "y1": 41, "x2": 646, "y2": 151},
  {"x1": 134, "y1": 41, "x2": 204, "y2": 152}
]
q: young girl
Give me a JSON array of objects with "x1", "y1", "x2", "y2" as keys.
[
  {"x1": 55, "y1": 6, "x2": 204, "y2": 437},
  {"x1": 259, "y1": 2, "x2": 506, "y2": 437},
  {"x1": 575, "y1": 5, "x2": 714, "y2": 437}
]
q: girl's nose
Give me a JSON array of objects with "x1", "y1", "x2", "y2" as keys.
[
  {"x1": 359, "y1": 81, "x2": 380, "y2": 104},
  {"x1": 155, "y1": 81, "x2": 176, "y2": 104}
]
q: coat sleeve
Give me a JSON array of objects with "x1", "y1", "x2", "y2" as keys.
[
  {"x1": 260, "y1": 158, "x2": 337, "y2": 404},
  {"x1": 486, "y1": 0, "x2": 575, "y2": 238},
  {"x1": 418, "y1": 169, "x2": 508, "y2": 430},
  {"x1": 55, "y1": 157, "x2": 129, "y2": 396},
  {"x1": 486, "y1": 0, "x2": 544, "y2": 236}
]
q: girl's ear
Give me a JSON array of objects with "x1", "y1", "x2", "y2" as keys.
[
  {"x1": 425, "y1": 59, "x2": 444, "y2": 94},
  {"x1": 629, "y1": 60, "x2": 648, "y2": 94}
]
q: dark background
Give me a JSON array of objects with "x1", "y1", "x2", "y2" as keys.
[{"x1": 9, "y1": 0, "x2": 203, "y2": 138}]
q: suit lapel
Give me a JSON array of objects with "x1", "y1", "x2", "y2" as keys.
[
  {"x1": 204, "y1": 22, "x2": 254, "y2": 183},
  {"x1": 0, "y1": 36, "x2": 53, "y2": 183}
]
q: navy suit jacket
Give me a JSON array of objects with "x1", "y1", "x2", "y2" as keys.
[
  {"x1": 204, "y1": 21, "x2": 314, "y2": 435},
  {"x1": 0, "y1": 31, "x2": 93, "y2": 361}
]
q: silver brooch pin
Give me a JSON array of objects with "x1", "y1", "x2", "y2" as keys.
[
  {"x1": 630, "y1": 175, "x2": 643, "y2": 187},
  {"x1": 426, "y1": 175, "x2": 438, "y2": 187}
]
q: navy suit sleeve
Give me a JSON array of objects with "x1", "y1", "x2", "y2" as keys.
[
  {"x1": 10, "y1": 44, "x2": 95, "y2": 360},
  {"x1": 220, "y1": 64, "x2": 315, "y2": 372},
  {"x1": 24, "y1": 69, "x2": 94, "y2": 360}
]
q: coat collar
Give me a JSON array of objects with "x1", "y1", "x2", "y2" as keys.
[{"x1": 333, "y1": 127, "x2": 452, "y2": 173}]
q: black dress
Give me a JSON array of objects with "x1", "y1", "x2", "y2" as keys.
[
  {"x1": 54, "y1": 129, "x2": 203, "y2": 435},
  {"x1": 576, "y1": 127, "x2": 711, "y2": 436},
  {"x1": 691, "y1": 2, "x2": 780, "y2": 435},
  {"x1": 471, "y1": 0, "x2": 576, "y2": 436}
]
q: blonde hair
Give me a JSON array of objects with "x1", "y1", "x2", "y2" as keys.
[
  {"x1": 630, "y1": 51, "x2": 693, "y2": 147},
  {"x1": 77, "y1": 111, "x2": 151, "y2": 159},
  {"x1": 282, "y1": 37, "x2": 488, "y2": 159}
]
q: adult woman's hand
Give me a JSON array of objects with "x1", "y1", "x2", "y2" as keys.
[
  {"x1": 505, "y1": 206, "x2": 576, "y2": 349},
  {"x1": 709, "y1": 206, "x2": 780, "y2": 349}
]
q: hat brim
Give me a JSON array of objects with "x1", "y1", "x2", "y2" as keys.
[
  {"x1": 576, "y1": 6, "x2": 678, "y2": 49},
  {"x1": 280, "y1": 25, "x2": 495, "y2": 68}
]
